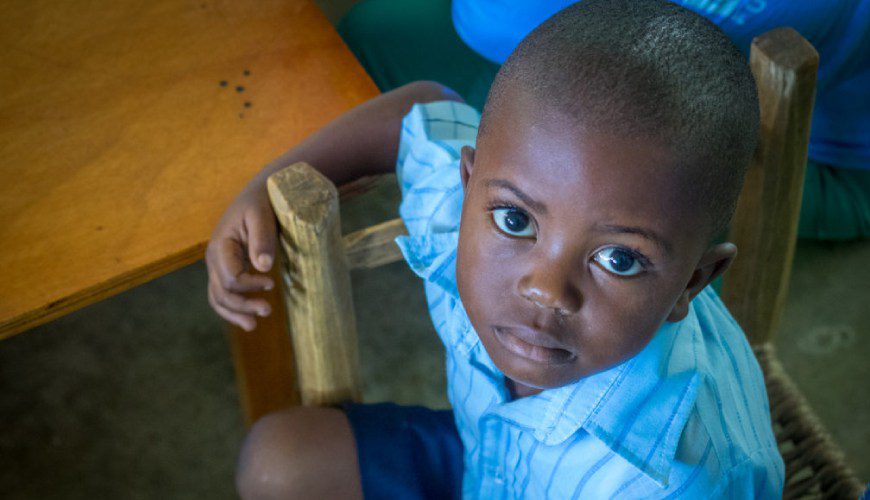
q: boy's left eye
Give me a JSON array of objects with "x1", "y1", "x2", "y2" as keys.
[
  {"x1": 492, "y1": 207, "x2": 536, "y2": 237},
  {"x1": 593, "y1": 247, "x2": 644, "y2": 276}
]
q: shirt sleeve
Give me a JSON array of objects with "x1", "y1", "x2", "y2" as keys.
[
  {"x1": 709, "y1": 446, "x2": 785, "y2": 499},
  {"x1": 396, "y1": 100, "x2": 480, "y2": 239}
]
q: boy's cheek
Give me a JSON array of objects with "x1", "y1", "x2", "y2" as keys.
[
  {"x1": 576, "y1": 286, "x2": 671, "y2": 354},
  {"x1": 590, "y1": 268, "x2": 682, "y2": 321},
  {"x1": 458, "y1": 251, "x2": 514, "y2": 314},
  {"x1": 459, "y1": 214, "x2": 522, "y2": 276}
]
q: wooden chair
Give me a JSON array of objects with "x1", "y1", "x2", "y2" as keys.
[
  {"x1": 232, "y1": 28, "x2": 864, "y2": 499},
  {"x1": 718, "y1": 29, "x2": 865, "y2": 499}
]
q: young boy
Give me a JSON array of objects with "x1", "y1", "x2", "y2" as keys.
[{"x1": 206, "y1": 0, "x2": 784, "y2": 497}]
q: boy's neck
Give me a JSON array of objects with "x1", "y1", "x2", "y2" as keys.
[{"x1": 507, "y1": 378, "x2": 544, "y2": 399}]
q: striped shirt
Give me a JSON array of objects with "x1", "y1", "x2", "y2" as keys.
[{"x1": 394, "y1": 101, "x2": 784, "y2": 498}]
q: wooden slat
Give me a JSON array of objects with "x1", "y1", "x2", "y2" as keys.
[
  {"x1": 267, "y1": 163, "x2": 362, "y2": 406},
  {"x1": 721, "y1": 28, "x2": 819, "y2": 344},
  {"x1": 344, "y1": 218, "x2": 408, "y2": 269},
  {"x1": 338, "y1": 174, "x2": 398, "y2": 201},
  {"x1": 228, "y1": 268, "x2": 299, "y2": 427}
]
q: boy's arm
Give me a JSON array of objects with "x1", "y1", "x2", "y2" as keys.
[{"x1": 206, "y1": 81, "x2": 463, "y2": 331}]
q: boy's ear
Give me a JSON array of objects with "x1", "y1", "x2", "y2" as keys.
[
  {"x1": 667, "y1": 242, "x2": 737, "y2": 322},
  {"x1": 460, "y1": 146, "x2": 476, "y2": 189}
]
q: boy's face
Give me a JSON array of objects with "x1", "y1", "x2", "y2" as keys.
[{"x1": 456, "y1": 91, "x2": 734, "y2": 394}]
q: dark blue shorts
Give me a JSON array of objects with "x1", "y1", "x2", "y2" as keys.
[{"x1": 340, "y1": 402, "x2": 464, "y2": 500}]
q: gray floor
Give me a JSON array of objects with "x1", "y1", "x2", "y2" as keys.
[{"x1": 2, "y1": 2, "x2": 868, "y2": 498}]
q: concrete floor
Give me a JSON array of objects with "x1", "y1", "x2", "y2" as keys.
[{"x1": 2, "y1": 2, "x2": 867, "y2": 498}]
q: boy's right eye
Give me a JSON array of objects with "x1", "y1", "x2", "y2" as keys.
[{"x1": 492, "y1": 207, "x2": 536, "y2": 238}]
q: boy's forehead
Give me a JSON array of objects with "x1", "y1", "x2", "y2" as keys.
[
  {"x1": 478, "y1": 92, "x2": 675, "y2": 186},
  {"x1": 479, "y1": 85, "x2": 670, "y2": 166},
  {"x1": 474, "y1": 94, "x2": 711, "y2": 252},
  {"x1": 477, "y1": 132, "x2": 684, "y2": 219}
]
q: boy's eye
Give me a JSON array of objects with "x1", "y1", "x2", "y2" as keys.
[
  {"x1": 594, "y1": 247, "x2": 644, "y2": 276},
  {"x1": 492, "y1": 207, "x2": 536, "y2": 238}
]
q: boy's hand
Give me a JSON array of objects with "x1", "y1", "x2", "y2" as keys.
[
  {"x1": 204, "y1": 82, "x2": 463, "y2": 330},
  {"x1": 206, "y1": 184, "x2": 277, "y2": 331}
]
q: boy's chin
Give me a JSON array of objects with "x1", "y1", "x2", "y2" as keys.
[
  {"x1": 493, "y1": 355, "x2": 583, "y2": 393},
  {"x1": 476, "y1": 329, "x2": 581, "y2": 391},
  {"x1": 511, "y1": 372, "x2": 578, "y2": 392}
]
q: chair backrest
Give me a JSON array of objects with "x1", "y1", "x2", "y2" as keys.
[
  {"x1": 266, "y1": 170, "x2": 405, "y2": 405},
  {"x1": 266, "y1": 28, "x2": 818, "y2": 406},
  {"x1": 720, "y1": 28, "x2": 818, "y2": 345}
]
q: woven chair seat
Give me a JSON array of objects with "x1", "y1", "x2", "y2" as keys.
[{"x1": 754, "y1": 344, "x2": 864, "y2": 499}]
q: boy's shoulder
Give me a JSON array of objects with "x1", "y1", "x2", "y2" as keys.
[
  {"x1": 396, "y1": 100, "x2": 479, "y2": 186},
  {"x1": 671, "y1": 289, "x2": 784, "y2": 494},
  {"x1": 394, "y1": 100, "x2": 478, "y2": 265}
]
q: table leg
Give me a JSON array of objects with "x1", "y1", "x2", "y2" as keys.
[{"x1": 228, "y1": 266, "x2": 299, "y2": 427}]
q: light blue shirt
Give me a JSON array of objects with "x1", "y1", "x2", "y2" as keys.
[
  {"x1": 452, "y1": 0, "x2": 870, "y2": 170},
  {"x1": 395, "y1": 101, "x2": 784, "y2": 498}
]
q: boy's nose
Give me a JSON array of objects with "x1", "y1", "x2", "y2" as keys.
[{"x1": 516, "y1": 258, "x2": 582, "y2": 315}]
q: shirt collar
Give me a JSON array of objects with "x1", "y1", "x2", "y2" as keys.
[{"x1": 397, "y1": 232, "x2": 701, "y2": 487}]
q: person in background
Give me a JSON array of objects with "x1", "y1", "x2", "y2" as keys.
[{"x1": 338, "y1": 0, "x2": 870, "y2": 240}]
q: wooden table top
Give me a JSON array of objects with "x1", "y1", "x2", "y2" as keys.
[{"x1": 0, "y1": 0, "x2": 378, "y2": 339}]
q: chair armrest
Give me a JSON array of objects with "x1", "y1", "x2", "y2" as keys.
[{"x1": 267, "y1": 162, "x2": 362, "y2": 405}]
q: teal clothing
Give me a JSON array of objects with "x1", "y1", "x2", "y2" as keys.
[
  {"x1": 800, "y1": 162, "x2": 870, "y2": 240},
  {"x1": 337, "y1": 0, "x2": 499, "y2": 111},
  {"x1": 337, "y1": 0, "x2": 870, "y2": 239}
]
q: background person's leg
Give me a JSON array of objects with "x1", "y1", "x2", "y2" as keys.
[
  {"x1": 799, "y1": 161, "x2": 870, "y2": 240},
  {"x1": 337, "y1": 0, "x2": 500, "y2": 111}
]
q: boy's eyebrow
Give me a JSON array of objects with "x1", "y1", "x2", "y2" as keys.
[
  {"x1": 485, "y1": 179, "x2": 548, "y2": 214},
  {"x1": 595, "y1": 224, "x2": 674, "y2": 256}
]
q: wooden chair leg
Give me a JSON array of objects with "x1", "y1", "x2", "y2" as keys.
[{"x1": 228, "y1": 265, "x2": 299, "y2": 427}]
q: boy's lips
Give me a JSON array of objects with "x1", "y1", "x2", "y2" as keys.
[{"x1": 491, "y1": 325, "x2": 575, "y2": 365}]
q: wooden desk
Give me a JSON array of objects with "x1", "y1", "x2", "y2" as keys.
[
  {"x1": 0, "y1": 0, "x2": 378, "y2": 419},
  {"x1": 0, "y1": 0, "x2": 377, "y2": 337}
]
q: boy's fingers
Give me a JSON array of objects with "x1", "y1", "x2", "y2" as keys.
[
  {"x1": 208, "y1": 279, "x2": 272, "y2": 318},
  {"x1": 207, "y1": 259, "x2": 273, "y2": 297},
  {"x1": 244, "y1": 209, "x2": 277, "y2": 273},
  {"x1": 208, "y1": 286, "x2": 256, "y2": 332},
  {"x1": 211, "y1": 238, "x2": 274, "y2": 292}
]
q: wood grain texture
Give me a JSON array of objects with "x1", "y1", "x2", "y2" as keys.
[
  {"x1": 721, "y1": 28, "x2": 819, "y2": 345},
  {"x1": 267, "y1": 163, "x2": 362, "y2": 406},
  {"x1": 228, "y1": 266, "x2": 299, "y2": 426},
  {"x1": 344, "y1": 218, "x2": 407, "y2": 269},
  {"x1": 0, "y1": 0, "x2": 378, "y2": 339},
  {"x1": 337, "y1": 174, "x2": 398, "y2": 201}
]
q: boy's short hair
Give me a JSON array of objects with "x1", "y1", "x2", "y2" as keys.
[{"x1": 480, "y1": 0, "x2": 759, "y2": 237}]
